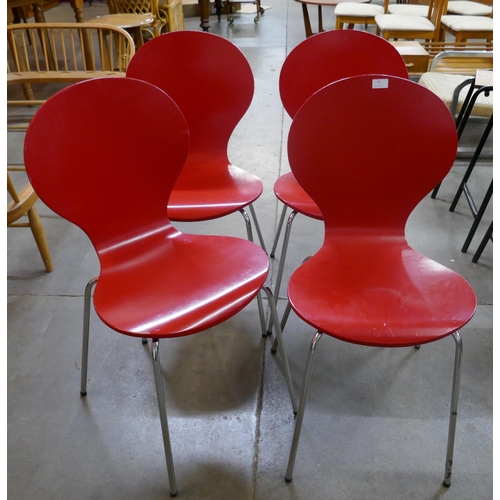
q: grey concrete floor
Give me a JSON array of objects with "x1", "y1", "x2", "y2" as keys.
[{"x1": 7, "y1": 1, "x2": 493, "y2": 499}]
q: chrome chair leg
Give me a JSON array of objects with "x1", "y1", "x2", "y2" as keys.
[
  {"x1": 240, "y1": 208, "x2": 267, "y2": 337},
  {"x1": 271, "y1": 300, "x2": 293, "y2": 354},
  {"x1": 266, "y1": 210, "x2": 298, "y2": 335},
  {"x1": 151, "y1": 339, "x2": 178, "y2": 497},
  {"x1": 80, "y1": 277, "x2": 98, "y2": 396},
  {"x1": 248, "y1": 202, "x2": 267, "y2": 254},
  {"x1": 443, "y1": 331, "x2": 463, "y2": 487},
  {"x1": 270, "y1": 204, "x2": 288, "y2": 258},
  {"x1": 285, "y1": 331, "x2": 323, "y2": 481},
  {"x1": 262, "y1": 285, "x2": 298, "y2": 413}
]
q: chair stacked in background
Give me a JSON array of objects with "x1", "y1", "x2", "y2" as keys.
[
  {"x1": 266, "y1": 30, "x2": 409, "y2": 336},
  {"x1": 280, "y1": 74, "x2": 477, "y2": 487},
  {"x1": 7, "y1": 22, "x2": 136, "y2": 120},
  {"x1": 22, "y1": 77, "x2": 297, "y2": 498}
]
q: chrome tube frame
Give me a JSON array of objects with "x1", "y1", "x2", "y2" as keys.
[
  {"x1": 240, "y1": 208, "x2": 267, "y2": 337},
  {"x1": 248, "y1": 202, "x2": 267, "y2": 254},
  {"x1": 285, "y1": 331, "x2": 323, "y2": 482},
  {"x1": 270, "y1": 204, "x2": 288, "y2": 258},
  {"x1": 266, "y1": 210, "x2": 298, "y2": 334},
  {"x1": 151, "y1": 339, "x2": 178, "y2": 497},
  {"x1": 443, "y1": 330, "x2": 463, "y2": 487},
  {"x1": 80, "y1": 277, "x2": 98, "y2": 396},
  {"x1": 262, "y1": 285, "x2": 298, "y2": 413}
]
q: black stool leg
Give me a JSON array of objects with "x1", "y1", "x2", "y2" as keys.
[{"x1": 462, "y1": 180, "x2": 493, "y2": 253}]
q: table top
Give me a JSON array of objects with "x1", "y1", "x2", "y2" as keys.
[{"x1": 294, "y1": 0, "x2": 369, "y2": 6}]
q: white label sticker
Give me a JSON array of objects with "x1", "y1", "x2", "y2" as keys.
[{"x1": 372, "y1": 78, "x2": 389, "y2": 89}]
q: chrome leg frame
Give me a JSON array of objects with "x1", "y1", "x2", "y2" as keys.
[
  {"x1": 270, "y1": 204, "x2": 288, "y2": 258},
  {"x1": 285, "y1": 331, "x2": 323, "y2": 482},
  {"x1": 285, "y1": 330, "x2": 463, "y2": 486},
  {"x1": 443, "y1": 331, "x2": 463, "y2": 487},
  {"x1": 240, "y1": 208, "x2": 267, "y2": 337},
  {"x1": 271, "y1": 300, "x2": 293, "y2": 354},
  {"x1": 248, "y1": 202, "x2": 267, "y2": 254},
  {"x1": 151, "y1": 339, "x2": 179, "y2": 497},
  {"x1": 262, "y1": 285, "x2": 298, "y2": 414},
  {"x1": 80, "y1": 277, "x2": 98, "y2": 396},
  {"x1": 266, "y1": 210, "x2": 298, "y2": 334}
]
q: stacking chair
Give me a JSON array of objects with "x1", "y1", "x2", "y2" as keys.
[
  {"x1": 375, "y1": 0, "x2": 448, "y2": 41},
  {"x1": 126, "y1": 32, "x2": 267, "y2": 255},
  {"x1": 23, "y1": 77, "x2": 296, "y2": 497},
  {"x1": 7, "y1": 170, "x2": 53, "y2": 272},
  {"x1": 267, "y1": 30, "x2": 408, "y2": 335},
  {"x1": 281, "y1": 74, "x2": 477, "y2": 487}
]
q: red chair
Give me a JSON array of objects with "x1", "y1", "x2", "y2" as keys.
[
  {"x1": 126, "y1": 30, "x2": 269, "y2": 335},
  {"x1": 267, "y1": 30, "x2": 409, "y2": 335},
  {"x1": 282, "y1": 75, "x2": 477, "y2": 487},
  {"x1": 23, "y1": 77, "x2": 296, "y2": 497},
  {"x1": 125, "y1": 31, "x2": 265, "y2": 247}
]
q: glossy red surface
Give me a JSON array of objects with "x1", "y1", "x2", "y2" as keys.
[
  {"x1": 24, "y1": 78, "x2": 269, "y2": 338},
  {"x1": 276, "y1": 30, "x2": 410, "y2": 217},
  {"x1": 287, "y1": 75, "x2": 476, "y2": 347},
  {"x1": 126, "y1": 31, "x2": 263, "y2": 222}
]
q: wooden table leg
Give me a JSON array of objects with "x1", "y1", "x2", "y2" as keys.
[
  {"x1": 301, "y1": 3, "x2": 313, "y2": 37},
  {"x1": 69, "y1": 0, "x2": 85, "y2": 22},
  {"x1": 198, "y1": 0, "x2": 211, "y2": 30},
  {"x1": 317, "y1": 5, "x2": 324, "y2": 32}
]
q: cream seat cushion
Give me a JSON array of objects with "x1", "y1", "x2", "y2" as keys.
[
  {"x1": 441, "y1": 14, "x2": 494, "y2": 31},
  {"x1": 418, "y1": 72, "x2": 493, "y2": 117},
  {"x1": 334, "y1": 3, "x2": 385, "y2": 17},
  {"x1": 387, "y1": 4, "x2": 429, "y2": 16},
  {"x1": 375, "y1": 14, "x2": 435, "y2": 31},
  {"x1": 446, "y1": 1, "x2": 493, "y2": 16}
]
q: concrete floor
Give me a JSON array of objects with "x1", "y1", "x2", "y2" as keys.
[{"x1": 7, "y1": 1, "x2": 493, "y2": 499}]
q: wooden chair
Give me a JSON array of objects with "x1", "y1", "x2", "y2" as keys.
[
  {"x1": 107, "y1": 0, "x2": 184, "y2": 36},
  {"x1": 7, "y1": 170, "x2": 53, "y2": 272},
  {"x1": 159, "y1": 0, "x2": 185, "y2": 31},
  {"x1": 375, "y1": 0, "x2": 449, "y2": 41},
  {"x1": 440, "y1": 14, "x2": 493, "y2": 44},
  {"x1": 446, "y1": 0, "x2": 493, "y2": 16},
  {"x1": 7, "y1": 22, "x2": 135, "y2": 127},
  {"x1": 334, "y1": 1, "x2": 388, "y2": 31}
]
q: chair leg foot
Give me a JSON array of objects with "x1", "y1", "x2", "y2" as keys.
[
  {"x1": 80, "y1": 277, "x2": 98, "y2": 396},
  {"x1": 152, "y1": 340, "x2": 178, "y2": 497}
]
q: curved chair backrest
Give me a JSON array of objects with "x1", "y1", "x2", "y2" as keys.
[
  {"x1": 23, "y1": 78, "x2": 189, "y2": 252},
  {"x1": 288, "y1": 75, "x2": 457, "y2": 233},
  {"x1": 280, "y1": 30, "x2": 409, "y2": 118},
  {"x1": 126, "y1": 31, "x2": 254, "y2": 163}
]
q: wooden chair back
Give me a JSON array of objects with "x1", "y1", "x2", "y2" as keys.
[{"x1": 7, "y1": 22, "x2": 136, "y2": 112}]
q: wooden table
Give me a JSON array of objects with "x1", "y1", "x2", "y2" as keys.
[
  {"x1": 7, "y1": 0, "x2": 85, "y2": 23},
  {"x1": 197, "y1": 0, "x2": 223, "y2": 30},
  {"x1": 294, "y1": 0, "x2": 370, "y2": 37}
]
